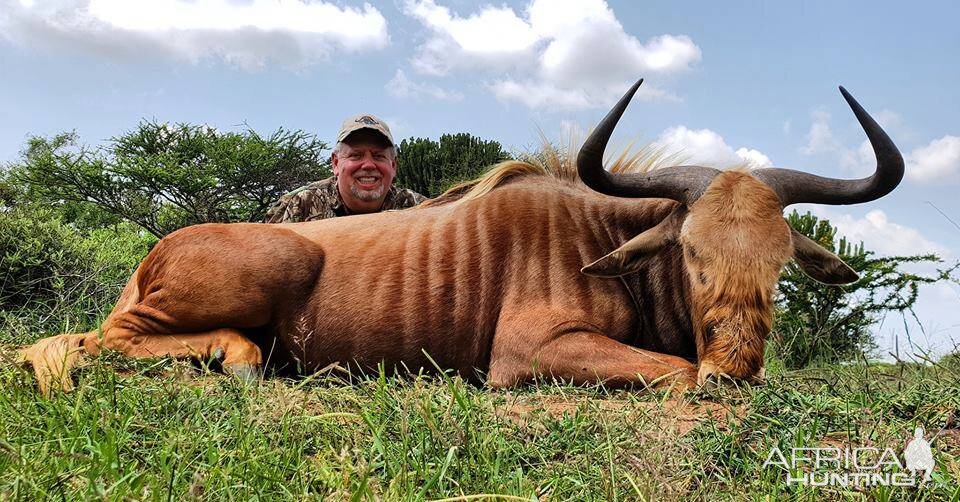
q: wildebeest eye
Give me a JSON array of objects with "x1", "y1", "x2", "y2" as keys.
[{"x1": 699, "y1": 272, "x2": 708, "y2": 285}]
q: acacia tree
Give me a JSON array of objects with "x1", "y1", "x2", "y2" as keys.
[
  {"x1": 394, "y1": 133, "x2": 511, "y2": 197},
  {"x1": 11, "y1": 122, "x2": 330, "y2": 237},
  {"x1": 773, "y1": 211, "x2": 953, "y2": 368}
]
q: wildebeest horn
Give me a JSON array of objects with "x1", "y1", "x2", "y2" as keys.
[
  {"x1": 577, "y1": 78, "x2": 719, "y2": 204},
  {"x1": 752, "y1": 87, "x2": 904, "y2": 206}
]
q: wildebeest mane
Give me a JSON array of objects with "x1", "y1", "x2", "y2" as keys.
[{"x1": 420, "y1": 140, "x2": 691, "y2": 208}]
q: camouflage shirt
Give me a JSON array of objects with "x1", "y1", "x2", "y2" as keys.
[{"x1": 265, "y1": 176, "x2": 426, "y2": 223}]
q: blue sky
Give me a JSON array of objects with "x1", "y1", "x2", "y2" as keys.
[{"x1": 2, "y1": 0, "x2": 959, "y2": 358}]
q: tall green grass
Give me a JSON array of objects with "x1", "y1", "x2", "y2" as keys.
[{"x1": 1, "y1": 348, "x2": 957, "y2": 500}]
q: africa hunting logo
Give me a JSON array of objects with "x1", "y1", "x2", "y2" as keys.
[
  {"x1": 355, "y1": 116, "x2": 379, "y2": 125},
  {"x1": 762, "y1": 427, "x2": 935, "y2": 487}
]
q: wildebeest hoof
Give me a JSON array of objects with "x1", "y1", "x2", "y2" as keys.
[{"x1": 225, "y1": 364, "x2": 259, "y2": 383}]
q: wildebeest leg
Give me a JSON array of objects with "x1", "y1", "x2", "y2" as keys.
[
  {"x1": 18, "y1": 326, "x2": 262, "y2": 393},
  {"x1": 82, "y1": 326, "x2": 262, "y2": 380},
  {"x1": 535, "y1": 332, "x2": 696, "y2": 389},
  {"x1": 16, "y1": 332, "x2": 93, "y2": 394},
  {"x1": 489, "y1": 327, "x2": 696, "y2": 390},
  {"x1": 18, "y1": 262, "x2": 149, "y2": 394}
]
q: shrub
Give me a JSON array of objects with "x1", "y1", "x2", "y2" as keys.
[
  {"x1": 771, "y1": 211, "x2": 952, "y2": 368},
  {"x1": 0, "y1": 207, "x2": 150, "y2": 344}
]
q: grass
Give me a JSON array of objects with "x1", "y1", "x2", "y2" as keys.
[{"x1": 1, "y1": 342, "x2": 958, "y2": 501}]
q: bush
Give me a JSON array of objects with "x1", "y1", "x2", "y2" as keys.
[
  {"x1": 0, "y1": 207, "x2": 150, "y2": 344},
  {"x1": 771, "y1": 211, "x2": 952, "y2": 368}
]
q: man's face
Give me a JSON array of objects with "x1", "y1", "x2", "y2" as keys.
[{"x1": 332, "y1": 130, "x2": 397, "y2": 213}]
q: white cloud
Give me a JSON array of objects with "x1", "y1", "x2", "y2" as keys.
[
  {"x1": 799, "y1": 105, "x2": 959, "y2": 184},
  {"x1": 386, "y1": 69, "x2": 463, "y2": 102},
  {"x1": 807, "y1": 207, "x2": 951, "y2": 259},
  {"x1": 906, "y1": 135, "x2": 960, "y2": 183},
  {"x1": 0, "y1": 0, "x2": 389, "y2": 70},
  {"x1": 402, "y1": 0, "x2": 700, "y2": 110},
  {"x1": 801, "y1": 106, "x2": 898, "y2": 162},
  {"x1": 488, "y1": 79, "x2": 677, "y2": 112},
  {"x1": 872, "y1": 109, "x2": 903, "y2": 131},
  {"x1": 653, "y1": 126, "x2": 772, "y2": 169},
  {"x1": 488, "y1": 80, "x2": 590, "y2": 110},
  {"x1": 406, "y1": 0, "x2": 537, "y2": 55},
  {"x1": 836, "y1": 139, "x2": 876, "y2": 177},
  {"x1": 405, "y1": 0, "x2": 538, "y2": 76},
  {"x1": 801, "y1": 109, "x2": 840, "y2": 155},
  {"x1": 799, "y1": 107, "x2": 900, "y2": 159},
  {"x1": 735, "y1": 148, "x2": 772, "y2": 169}
]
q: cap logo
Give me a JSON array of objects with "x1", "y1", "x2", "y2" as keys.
[{"x1": 355, "y1": 116, "x2": 379, "y2": 125}]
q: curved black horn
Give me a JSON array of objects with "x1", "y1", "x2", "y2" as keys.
[
  {"x1": 577, "y1": 78, "x2": 718, "y2": 204},
  {"x1": 753, "y1": 87, "x2": 904, "y2": 206}
]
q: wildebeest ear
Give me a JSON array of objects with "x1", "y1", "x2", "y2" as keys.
[
  {"x1": 581, "y1": 205, "x2": 686, "y2": 278},
  {"x1": 790, "y1": 228, "x2": 859, "y2": 285}
]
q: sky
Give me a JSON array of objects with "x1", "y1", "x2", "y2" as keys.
[{"x1": 1, "y1": 0, "x2": 958, "y2": 359}]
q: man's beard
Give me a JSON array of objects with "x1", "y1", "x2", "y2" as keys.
[{"x1": 350, "y1": 183, "x2": 386, "y2": 202}]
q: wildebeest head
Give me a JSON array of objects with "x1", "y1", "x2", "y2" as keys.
[{"x1": 578, "y1": 79, "x2": 903, "y2": 383}]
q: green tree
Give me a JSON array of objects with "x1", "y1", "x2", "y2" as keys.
[
  {"x1": 394, "y1": 133, "x2": 511, "y2": 197},
  {"x1": 772, "y1": 211, "x2": 953, "y2": 368},
  {"x1": 10, "y1": 122, "x2": 330, "y2": 237}
]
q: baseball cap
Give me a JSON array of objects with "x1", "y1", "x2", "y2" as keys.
[{"x1": 336, "y1": 114, "x2": 394, "y2": 146}]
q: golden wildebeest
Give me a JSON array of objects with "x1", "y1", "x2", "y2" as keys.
[{"x1": 20, "y1": 79, "x2": 902, "y2": 394}]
